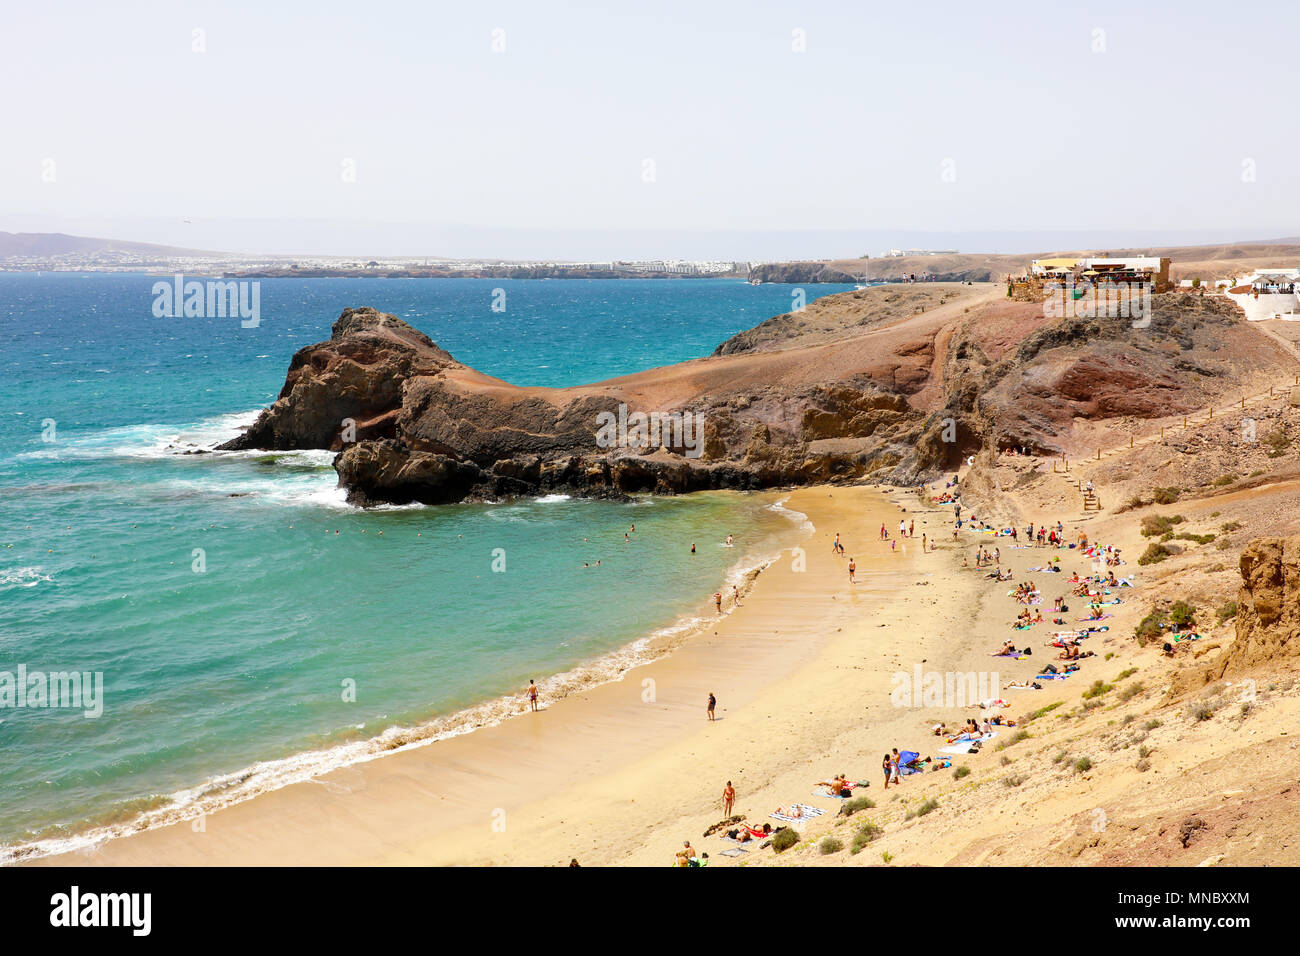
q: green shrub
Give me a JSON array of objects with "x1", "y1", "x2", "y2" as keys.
[
  {"x1": 850, "y1": 821, "x2": 883, "y2": 854},
  {"x1": 772, "y1": 827, "x2": 799, "y2": 852},
  {"x1": 1118, "y1": 681, "x2": 1145, "y2": 701},
  {"x1": 1074, "y1": 756, "x2": 1093, "y2": 773},
  {"x1": 1169, "y1": 600, "x2": 1196, "y2": 628},
  {"x1": 1082, "y1": 680, "x2": 1112, "y2": 700},
  {"x1": 1212, "y1": 474, "x2": 1237, "y2": 487},
  {"x1": 905, "y1": 798, "x2": 940, "y2": 820},
  {"x1": 841, "y1": 795, "x2": 875, "y2": 816},
  {"x1": 1023, "y1": 702, "x2": 1062, "y2": 723},
  {"x1": 1216, "y1": 601, "x2": 1238, "y2": 624},
  {"x1": 1139, "y1": 543, "x2": 1172, "y2": 566},
  {"x1": 953, "y1": 765, "x2": 971, "y2": 780},
  {"x1": 1140, "y1": 514, "x2": 1184, "y2": 537},
  {"x1": 819, "y1": 836, "x2": 844, "y2": 855},
  {"x1": 1153, "y1": 487, "x2": 1181, "y2": 504}
]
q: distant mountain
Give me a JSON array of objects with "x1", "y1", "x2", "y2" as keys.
[{"x1": 0, "y1": 232, "x2": 220, "y2": 258}]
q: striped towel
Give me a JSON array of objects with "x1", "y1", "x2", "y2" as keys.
[{"x1": 770, "y1": 804, "x2": 826, "y2": 823}]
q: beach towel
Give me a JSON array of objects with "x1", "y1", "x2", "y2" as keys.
[
  {"x1": 1036, "y1": 673, "x2": 1071, "y2": 680},
  {"x1": 811, "y1": 786, "x2": 856, "y2": 799},
  {"x1": 770, "y1": 804, "x2": 826, "y2": 823},
  {"x1": 1077, "y1": 615, "x2": 1111, "y2": 622},
  {"x1": 719, "y1": 847, "x2": 748, "y2": 857}
]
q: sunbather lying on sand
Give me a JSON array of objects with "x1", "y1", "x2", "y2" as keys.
[{"x1": 817, "y1": 775, "x2": 852, "y2": 797}]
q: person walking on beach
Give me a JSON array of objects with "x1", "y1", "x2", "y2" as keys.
[
  {"x1": 527, "y1": 679, "x2": 539, "y2": 712},
  {"x1": 848, "y1": 558, "x2": 856, "y2": 583},
  {"x1": 921, "y1": 533, "x2": 926, "y2": 552},
  {"x1": 722, "y1": 781, "x2": 736, "y2": 817},
  {"x1": 733, "y1": 585, "x2": 742, "y2": 607},
  {"x1": 707, "y1": 692, "x2": 716, "y2": 721},
  {"x1": 714, "y1": 592, "x2": 723, "y2": 613}
]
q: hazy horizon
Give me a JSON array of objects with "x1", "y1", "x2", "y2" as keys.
[{"x1": 4, "y1": 0, "x2": 1297, "y2": 259}]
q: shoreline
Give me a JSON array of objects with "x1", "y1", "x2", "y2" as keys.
[
  {"x1": 30, "y1": 483, "x2": 924, "y2": 866},
  {"x1": 5, "y1": 491, "x2": 803, "y2": 866}
]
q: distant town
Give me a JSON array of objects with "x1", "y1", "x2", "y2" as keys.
[{"x1": 0, "y1": 234, "x2": 963, "y2": 281}]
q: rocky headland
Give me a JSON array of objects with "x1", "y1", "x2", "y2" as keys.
[{"x1": 221, "y1": 284, "x2": 1297, "y2": 506}]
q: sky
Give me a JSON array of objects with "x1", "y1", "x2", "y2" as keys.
[{"x1": 2, "y1": 0, "x2": 1297, "y2": 259}]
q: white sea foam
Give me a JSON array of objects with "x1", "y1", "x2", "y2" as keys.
[
  {"x1": 768, "y1": 495, "x2": 815, "y2": 533},
  {"x1": 0, "y1": 567, "x2": 52, "y2": 590}
]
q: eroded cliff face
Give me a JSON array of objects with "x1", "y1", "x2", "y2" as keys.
[
  {"x1": 222, "y1": 288, "x2": 1295, "y2": 507},
  {"x1": 1170, "y1": 536, "x2": 1300, "y2": 698}
]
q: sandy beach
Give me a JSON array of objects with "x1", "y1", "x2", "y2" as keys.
[{"x1": 34, "y1": 483, "x2": 974, "y2": 866}]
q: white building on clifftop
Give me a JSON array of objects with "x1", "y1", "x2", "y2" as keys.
[{"x1": 1227, "y1": 269, "x2": 1300, "y2": 321}]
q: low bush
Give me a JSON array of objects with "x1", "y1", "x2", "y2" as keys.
[
  {"x1": 819, "y1": 836, "x2": 843, "y2": 855},
  {"x1": 772, "y1": 827, "x2": 799, "y2": 852},
  {"x1": 1138, "y1": 543, "x2": 1172, "y2": 566}
]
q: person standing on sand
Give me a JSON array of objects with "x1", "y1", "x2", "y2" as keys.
[
  {"x1": 882, "y1": 753, "x2": 893, "y2": 790},
  {"x1": 909, "y1": 520, "x2": 914, "y2": 538},
  {"x1": 714, "y1": 592, "x2": 723, "y2": 613},
  {"x1": 527, "y1": 680, "x2": 539, "y2": 712},
  {"x1": 733, "y1": 585, "x2": 742, "y2": 607},
  {"x1": 922, "y1": 533, "x2": 927, "y2": 552},
  {"x1": 707, "y1": 692, "x2": 716, "y2": 721},
  {"x1": 848, "y1": 558, "x2": 856, "y2": 583},
  {"x1": 723, "y1": 781, "x2": 736, "y2": 817}
]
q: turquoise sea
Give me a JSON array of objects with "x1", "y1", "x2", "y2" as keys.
[{"x1": 0, "y1": 274, "x2": 851, "y2": 860}]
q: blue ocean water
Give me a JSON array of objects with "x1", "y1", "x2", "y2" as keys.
[{"x1": 0, "y1": 274, "x2": 848, "y2": 858}]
